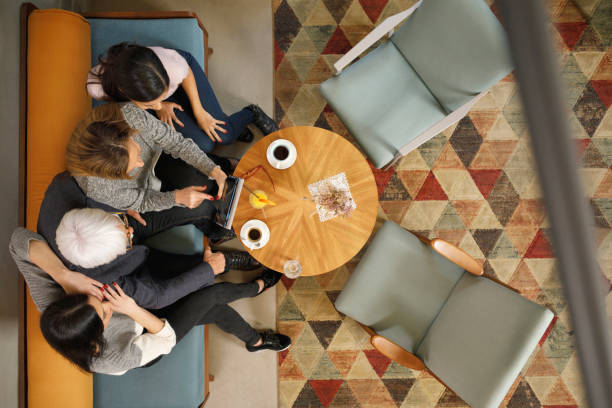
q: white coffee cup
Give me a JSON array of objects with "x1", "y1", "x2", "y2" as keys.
[
  {"x1": 267, "y1": 139, "x2": 297, "y2": 170},
  {"x1": 240, "y1": 219, "x2": 270, "y2": 250}
]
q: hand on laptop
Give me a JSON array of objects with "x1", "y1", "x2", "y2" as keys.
[{"x1": 175, "y1": 186, "x2": 214, "y2": 208}]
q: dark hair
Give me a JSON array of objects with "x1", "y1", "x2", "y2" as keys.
[
  {"x1": 40, "y1": 294, "x2": 106, "y2": 373},
  {"x1": 66, "y1": 103, "x2": 136, "y2": 179},
  {"x1": 90, "y1": 42, "x2": 169, "y2": 102}
]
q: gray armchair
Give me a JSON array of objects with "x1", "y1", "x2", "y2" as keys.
[
  {"x1": 320, "y1": 0, "x2": 513, "y2": 168},
  {"x1": 335, "y1": 221, "x2": 553, "y2": 408}
]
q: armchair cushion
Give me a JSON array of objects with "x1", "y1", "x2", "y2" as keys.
[
  {"x1": 94, "y1": 326, "x2": 205, "y2": 408},
  {"x1": 416, "y1": 273, "x2": 553, "y2": 408},
  {"x1": 319, "y1": 41, "x2": 446, "y2": 169},
  {"x1": 334, "y1": 221, "x2": 464, "y2": 352},
  {"x1": 391, "y1": 0, "x2": 513, "y2": 112}
]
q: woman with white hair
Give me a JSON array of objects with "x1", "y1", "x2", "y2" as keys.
[
  {"x1": 54, "y1": 207, "x2": 259, "y2": 309},
  {"x1": 9, "y1": 227, "x2": 290, "y2": 375},
  {"x1": 56, "y1": 208, "x2": 133, "y2": 269}
]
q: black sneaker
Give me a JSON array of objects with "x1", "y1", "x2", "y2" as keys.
[
  {"x1": 257, "y1": 268, "x2": 283, "y2": 294},
  {"x1": 246, "y1": 331, "x2": 291, "y2": 352},
  {"x1": 247, "y1": 104, "x2": 279, "y2": 135},
  {"x1": 237, "y1": 127, "x2": 254, "y2": 143},
  {"x1": 224, "y1": 251, "x2": 261, "y2": 271}
]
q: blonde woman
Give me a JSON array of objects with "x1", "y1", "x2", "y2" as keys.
[{"x1": 66, "y1": 102, "x2": 233, "y2": 241}]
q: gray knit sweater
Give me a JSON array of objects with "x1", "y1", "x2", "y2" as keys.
[
  {"x1": 9, "y1": 228, "x2": 176, "y2": 375},
  {"x1": 75, "y1": 102, "x2": 218, "y2": 213}
]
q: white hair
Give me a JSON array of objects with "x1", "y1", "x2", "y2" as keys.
[{"x1": 56, "y1": 208, "x2": 128, "y2": 268}]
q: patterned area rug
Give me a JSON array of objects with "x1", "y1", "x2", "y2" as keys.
[{"x1": 273, "y1": 0, "x2": 612, "y2": 406}]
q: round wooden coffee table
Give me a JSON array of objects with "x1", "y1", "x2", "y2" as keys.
[{"x1": 232, "y1": 126, "x2": 378, "y2": 276}]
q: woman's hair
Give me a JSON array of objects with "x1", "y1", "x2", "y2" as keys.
[
  {"x1": 66, "y1": 103, "x2": 136, "y2": 179},
  {"x1": 56, "y1": 208, "x2": 128, "y2": 268},
  {"x1": 91, "y1": 42, "x2": 169, "y2": 102},
  {"x1": 40, "y1": 294, "x2": 106, "y2": 373}
]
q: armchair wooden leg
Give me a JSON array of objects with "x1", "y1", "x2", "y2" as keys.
[{"x1": 358, "y1": 323, "x2": 426, "y2": 371}]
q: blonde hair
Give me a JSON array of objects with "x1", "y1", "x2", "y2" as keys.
[
  {"x1": 56, "y1": 208, "x2": 128, "y2": 268},
  {"x1": 66, "y1": 103, "x2": 137, "y2": 179}
]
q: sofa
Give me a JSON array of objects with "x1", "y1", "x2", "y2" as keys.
[{"x1": 20, "y1": 4, "x2": 213, "y2": 407}]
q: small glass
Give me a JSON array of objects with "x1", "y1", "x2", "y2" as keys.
[{"x1": 283, "y1": 260, "x2": 302, "y2": 279}]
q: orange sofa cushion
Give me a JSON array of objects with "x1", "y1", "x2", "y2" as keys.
[{"x1": 26, "y1": 9, "x2": 92, "y2": 408}]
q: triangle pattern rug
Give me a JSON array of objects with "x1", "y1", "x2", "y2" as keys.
[{"x1": 274, "y1": 0, "x2": 612, "y2": 406}]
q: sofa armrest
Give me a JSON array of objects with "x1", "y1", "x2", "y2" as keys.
[
  {"x1": 430, "y1": 238, "x2": 483, "y2": 276},
  {"x1": 333, "y1": 0, "x2": 422, "y2": 75},
  {"x1": 370, "y1": 334, "x2": 426, "y2": 370}
]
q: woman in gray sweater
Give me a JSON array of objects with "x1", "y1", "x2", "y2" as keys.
[{"x1": 66, "y1": 102, "x2": 232, "y2": 240}]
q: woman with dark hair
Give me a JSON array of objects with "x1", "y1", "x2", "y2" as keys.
[
  {"x1": 87, "y1": 43, "x2": 278, "y2": 153},
  {"x1": 11, "y1": 228, "x2": 290, "y2": 375},
  {"x1": 41, "y1": 294, "x2": 107, "y2": 372}
]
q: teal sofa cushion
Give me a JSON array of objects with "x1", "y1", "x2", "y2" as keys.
[
  {"x1": 320, "y1": 41, "x2": 446, "y2": 168},
  {"x1": 391, "y1": 0, "x2": 513, "y2": 112},
  {"x1": 416, "y1": 274, "x2": 553, "y2": 408},
  {"x1": 335, "y1": 221, "x2": 464, "y2": 352},
  {"x1": 93, "y1": 326, "x2": 205, "y2": 408},
  {"x1": 144, "y1": 224, "x2": 204, "y2": 255},
  {"x1": 87, "y1": 17, "x2": 206, "y2": 108}
]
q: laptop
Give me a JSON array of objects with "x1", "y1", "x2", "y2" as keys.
[{"x1": 215, "y1": 176, "x2": 244, "y2": 229}]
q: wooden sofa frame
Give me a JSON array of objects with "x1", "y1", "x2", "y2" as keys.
[{"x1": 19, "y1": 4, "x2": 213, "y2": 407}]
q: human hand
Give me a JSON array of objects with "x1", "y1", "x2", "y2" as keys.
[
  {"x1": 155, "y1": 102, "x2": 184, "y2": 129},
  {"x1": 103, "y1": 282, "x2": 139, "y2": 316},
  {"x1": 60, "y1": 270, "x2": 104, "y2": 301},
  {"x1": 194, "y1": 108, "x2": 227, "y2": 143},
  {"x1": 175, "y1": 186, "x2": 214, "y2": 208},
  {"x1": 210, "y1": 167, "x2": 227, "y2": 200},
  {"x1": 126, "y1": 209, "x2": 147, "y2": 226},
  {"x1": 204, "y1": 246, "x2": 226, "y2": 275}
]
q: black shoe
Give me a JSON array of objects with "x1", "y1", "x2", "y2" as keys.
[
  {"x1": 247, "y1": 104, "x2": 279, "y2": 135},
  {"x1": 257, "y1": 268, "x2": 283, "y2": 294},
  {"x1": 237, "y1": 127, "x2": 254, "y2": 143},
  {"x1": 224, "y1": 251, "x2": 261, "y2": 271},
  {"x1": 246, "y1": 331, "x2": 291, "y2": 352},
  {"x1": 209, "y1": 228, "x2": 236, "y2": 245}
]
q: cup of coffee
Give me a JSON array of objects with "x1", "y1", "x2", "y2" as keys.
[
  {"x1": 273, "y1": 145, "x2": 289, "y2": 161},
  {"x1": 247, "y1": 227, "x2": 262, "y2": 243},
  {"x1": 267, "y1": 139, "x2": 297, "y2": 170},
  {"x1": 240, "y1": 219, "x2": 270, "y2": 250}
]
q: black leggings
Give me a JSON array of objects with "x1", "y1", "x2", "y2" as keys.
[
  {"x1": 129, "y1": 153, "x2": 234, "y2": 242},
  {"x1": 155, "y1": 281, "x2": 260, "y2": 345},
  {"x1": 145, "y1": 281, "x2": 261, "y2": 368}
]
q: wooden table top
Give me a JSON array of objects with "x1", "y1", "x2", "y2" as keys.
[{"x1": 232, "y1": 126, "x2": 379, "y2": 276}]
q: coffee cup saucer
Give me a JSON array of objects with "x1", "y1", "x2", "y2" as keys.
[
  {"x1": 240, "y1": 219, "x2": 270, "y2": 250},
  {"x1": 267, "y1": 139, "x2": 297, "y2": 170}
]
